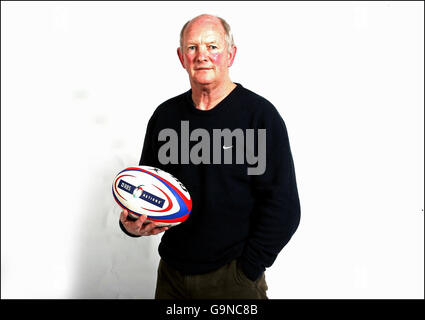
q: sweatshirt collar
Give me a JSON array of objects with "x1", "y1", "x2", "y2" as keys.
[{"x1": 185, "y1": 83, "x2": 242, "y2": 116}]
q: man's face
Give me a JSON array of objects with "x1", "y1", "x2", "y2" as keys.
[{"x1": 177, "y1": 17, "x2": 236, "y2": 87}]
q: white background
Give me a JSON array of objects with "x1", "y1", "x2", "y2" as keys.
[{"x1": 1, "y1": 1, "x2": 423, "y2": 299}]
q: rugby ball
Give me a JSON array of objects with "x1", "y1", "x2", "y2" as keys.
[{"x1": 112, "y1": 166, "x2": 192, "y2": 227}]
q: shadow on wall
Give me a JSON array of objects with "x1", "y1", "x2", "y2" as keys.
[
  {"x1": 70, "y1": 154, "x2": 163, "y2": 298},
  {"x1": 69, "y1": 130, "x2": 162, "y2": 299}
]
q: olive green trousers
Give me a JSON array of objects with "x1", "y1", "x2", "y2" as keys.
[{"x1": 155, "y1": 259, "x2": 268, "y2": 299}]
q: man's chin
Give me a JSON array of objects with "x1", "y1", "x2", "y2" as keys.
[{"x1": 191, "y1": 76, "x2": 215, "y2": 86}]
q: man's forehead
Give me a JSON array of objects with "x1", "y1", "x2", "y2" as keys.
[
  {"x1": 184, "y1": 29, "x2": 224, "y2": 46},
  {"x1": 185, "y1": 30, "x2": 223, "y2": 43}
]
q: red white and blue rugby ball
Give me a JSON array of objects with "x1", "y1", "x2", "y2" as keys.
[{"x1": 112, "y1": 166, "x2": 192, "y2": 227}]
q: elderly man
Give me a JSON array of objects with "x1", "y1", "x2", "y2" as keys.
[{"x1": 119, "y1": 14, "x2": 300, "y2": 299}]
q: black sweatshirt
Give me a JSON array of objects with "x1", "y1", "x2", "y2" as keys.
[{"x1": 119, "y1": 83, "x2": 300, "y2": 281}]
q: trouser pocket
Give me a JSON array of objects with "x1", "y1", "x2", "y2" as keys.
[{"x1": 232, "y1": 260, "x2": 256, "y2": 287}]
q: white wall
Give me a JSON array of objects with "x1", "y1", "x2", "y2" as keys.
[{"x1": 1, "y1": 1, "x2": 423, "y2": 299}]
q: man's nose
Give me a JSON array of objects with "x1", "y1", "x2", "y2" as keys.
[{"x1": 196, "y1": 46, "x2": 208, "y2": 62}]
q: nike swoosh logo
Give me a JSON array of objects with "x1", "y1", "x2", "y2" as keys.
[{"x1": 223, "y1": 145, "x2": 233, "y2": 150}]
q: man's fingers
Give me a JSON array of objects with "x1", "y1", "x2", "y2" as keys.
[
  {"x1": 134, "y1": 214, "x2": 148, "y2": 229},
  {"x1": 120, "y1": 209, "x2": 129, "y2": 223},
  {"x1": 142, "y1": 221, "x2": 160, "y2": 233},
  {"x1": 150, "y1": 226, "x2": 169, "y2": 235},
  {"x1": 119, "y1": 211, "x2": 168, "y2": 236}
]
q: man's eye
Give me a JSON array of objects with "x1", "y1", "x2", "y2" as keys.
[
  {"x1": 188, "y1": 46, "x2": 196, "y2": 50},
  {"x1": 209, "y1": 45, "x2": 217, "y2": 49}
]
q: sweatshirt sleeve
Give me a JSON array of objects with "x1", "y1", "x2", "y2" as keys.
[{"x1": 239, "y1": 105, "x2": 301, "y2": 281}]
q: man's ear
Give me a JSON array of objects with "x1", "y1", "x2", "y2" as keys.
[
  {"x1": 227, "y1": 45, "x2": 237, "y2": 67},
  {"x1": 177, "y1": 47, "x2": 186, "y2": 69}
]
